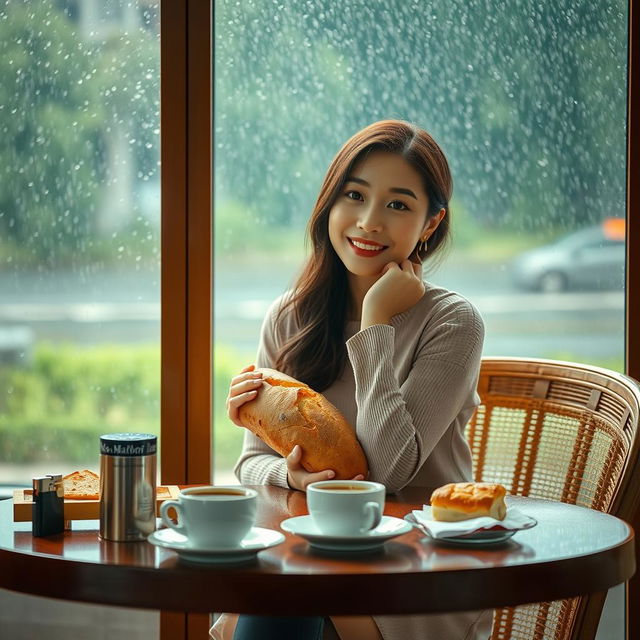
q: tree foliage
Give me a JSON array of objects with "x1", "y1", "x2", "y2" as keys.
[
  {"x1": 0, "y1": 0, "x2": 159, "y2": 265},
  {"x1": 215, "y1": 0, "x2": 627, "y2": 233},
  {"x1": 0, "y1": 0, "x2": 103, "y2": 264},
  {"x1": 0, "y1": 0, "x2": 628, "y2": 267}
]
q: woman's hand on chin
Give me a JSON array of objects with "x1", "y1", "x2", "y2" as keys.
[{"x1": 360, "y1": 259, "x2": 425, "y2": 330}]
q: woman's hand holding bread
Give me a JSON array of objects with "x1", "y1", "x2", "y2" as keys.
[
  {"x1": 286, "y1": 445, "x2": 365, "y2": 491},
  {"x1": 226, "y1": 365, "x2": 264, "y2": 427},
  {"x1": 286, "y1": 445, "x2": 335, "y2": 491},
  {"x1": 233, "y1": 367, "x2": 369, "y2": 486}
]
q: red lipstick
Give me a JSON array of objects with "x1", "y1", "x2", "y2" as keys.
[{"x1": 348, "y1": 237, "x2": 388, "y2": 257}]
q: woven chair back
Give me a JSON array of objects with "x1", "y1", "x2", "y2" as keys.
[{"x1": 468, "y1": 357, "x2": 640, "y2": 640}]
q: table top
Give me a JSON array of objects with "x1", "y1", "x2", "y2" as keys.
[{"x1": 0, "y1": 486, "x2": 635, "y2": 615}]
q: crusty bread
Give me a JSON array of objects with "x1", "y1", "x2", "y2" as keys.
[
  {"x1": 238, "y1": 368, "x2": 368, "y2": 480},
  {"x1": 63, "y1": 470, "x2": 100, "y2": 500},
  {"x1": 430, "y1": 482, "x2": 507, "y2": 521}
]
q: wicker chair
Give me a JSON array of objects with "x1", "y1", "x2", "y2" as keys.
[{"x1": 467, "y1": 357, "x2": 640, "y2": 640}]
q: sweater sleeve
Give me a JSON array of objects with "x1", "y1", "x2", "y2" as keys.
[
  {"x1": 233, "y1": 297, "x2": 290, "y2": 488},
  {"x1": 346, "y1": 300, "x2": 484, "y2": 493}
]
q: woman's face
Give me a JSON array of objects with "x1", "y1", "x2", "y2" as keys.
[{"x1": 328, "y1": 150, "x2": 439, "y2": 279}]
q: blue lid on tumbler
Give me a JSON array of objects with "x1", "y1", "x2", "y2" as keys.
[{"x1": 100, "y1": 433, "x2": 157, "y2": 456}]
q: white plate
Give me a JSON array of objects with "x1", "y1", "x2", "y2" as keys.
[
  {"x1": 147, "y1": 526, "x2": 285, "y2": 564},
  {"x1": 404, "y1": 512, "x2": 536, "y2": 547},
  {"x1": 280, "y1": 515, "x2": 412, "y2": 552}
]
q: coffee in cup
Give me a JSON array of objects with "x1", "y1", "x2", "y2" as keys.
[
  {"x1": 306, "y1": 480, "x2": 385, "y2": 536},
  {"x1": 159, "y1": 486, "x2": 257, "y2": 548}
]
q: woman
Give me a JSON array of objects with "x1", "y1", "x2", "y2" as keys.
[{"x1": 220, "y1": 120, "x2": 491, "y2": 640}]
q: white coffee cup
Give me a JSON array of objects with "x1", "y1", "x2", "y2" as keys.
[
  {"x1": 159, "y1": 486, "x2": 257, "y2": 548},
  {"x1": 307, "y1": 480, "x2": 385, "y2": 536}
]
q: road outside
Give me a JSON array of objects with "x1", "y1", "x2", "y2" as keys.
[
  {"x1": 0, "y1": 256, "x2": 624, "y2": 362},
  {"x1": 214, "y1": 258, "x2": 624, "y2": 362}
]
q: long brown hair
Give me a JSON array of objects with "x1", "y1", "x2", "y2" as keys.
[{"x1": 274, "y1": 120, "x2": 453, "y2": 391}]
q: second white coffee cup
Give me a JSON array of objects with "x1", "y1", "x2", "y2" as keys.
[
  {"x1": 159, "y1": 486, "x2": 257, "y2": 548},
  {"x1": 307, "y1": 480, "x2": 385, "y2": 536}
]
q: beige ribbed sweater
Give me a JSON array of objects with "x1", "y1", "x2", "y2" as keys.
[{"x1": 234, "y1": 282, "x2": 492, "y2": 640}]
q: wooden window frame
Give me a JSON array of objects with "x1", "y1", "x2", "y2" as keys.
[
  {"x1": 160, "y1": 1, "x2": 211, "y2": 638},
  {"x1": 626, "y1": 1, "x2": 639, "y2": 637},
  {"x1": 159, "y1": 0, "x2": 638, "y2": 638}
]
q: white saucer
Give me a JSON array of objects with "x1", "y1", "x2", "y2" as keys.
[
  {"x1": 148, "y1": 526, "x2": 285, "y2": 564},
  {"x1": 404, "y1": 512, "x2": 536, "y2": 547},
  {"x1": 280, "y1": 515, "x2": 412, "y2": 552}
]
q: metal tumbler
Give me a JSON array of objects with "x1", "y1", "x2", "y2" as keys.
[{"x1": 99, "y1": 433, "x2": 157, "y2": 542}]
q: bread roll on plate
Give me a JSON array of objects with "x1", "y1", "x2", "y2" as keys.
[
  {"x1": 430, "y1": 482, "x2": 507, "y2": 521},
  {"x1": 238, "y1": 368, "x2": 368, "y2": 480}
]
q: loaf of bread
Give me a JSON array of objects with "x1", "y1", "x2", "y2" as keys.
[
  {"x1": 63, "y1": 470, "x2": 100, "y2": 500},
  {"x1": 430, "y1": 482, "x2": 507, "y2": 521},
  {"x1": 237, "y1": 368, "x2": 368, "y2": 479}
]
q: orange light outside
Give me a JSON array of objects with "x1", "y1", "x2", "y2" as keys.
[{"x1": 603, "y1": 217, "x2": 626, "y2": 241}]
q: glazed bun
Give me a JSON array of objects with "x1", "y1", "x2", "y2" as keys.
[
  {"x1": 237, "y1": 368, "x2": 368, "y2": 479},
  {"x1": 430, "y1": 482, "x2": 507, "y2": 521}
]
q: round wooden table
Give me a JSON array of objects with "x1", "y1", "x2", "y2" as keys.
[{"x1": 0, "y1": 486, "x2": 634, "y2": 615}]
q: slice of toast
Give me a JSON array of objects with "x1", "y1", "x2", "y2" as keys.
[{"x1": 63, "y1": 469, "x2": 100, "y2": 500}]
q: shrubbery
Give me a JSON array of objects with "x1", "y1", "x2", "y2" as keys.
[
  {"x1": 0, "y1": 343, "x2": 160, "y2": 464},
  {"x1": 0, "y1": 341, "x2": 250, "y2": 470}
]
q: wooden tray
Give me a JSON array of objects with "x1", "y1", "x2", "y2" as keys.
[{"x1": 13, "y1": 486, "x2": 181, "y2": 522}]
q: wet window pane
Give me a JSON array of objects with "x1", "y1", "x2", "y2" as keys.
[
  {"x1": 0, "y1": 0, "x2": 160, "y2": 635},
  {"x1": 0, "y1": 0, "x2": 161, "y2": 489},
  {"x1": 213, "y1": 0, "x2": 627, "y2": 472},
  {"x1": 0, "y1": 0, "x2": 160, "y2": 483},
  {"x1": 213, "y1": 3, "x2": 627, "y2": 635}
]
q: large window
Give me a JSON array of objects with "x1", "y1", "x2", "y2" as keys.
[
  {"x1": 213, "y1": 0, "x2": 627, "y2": 480},
  {"x1": 0, "y1": 1, "x2": 635, "y2": 639},
  {"x1": 0, "y1": 0, "x2": 160, "y2": 487},
  {"x1": 212, "y1": 5, "x2": 629, "y2": 638},
  {"x1": 0, "y1": 0, "x2": 160, "y2": 636}
]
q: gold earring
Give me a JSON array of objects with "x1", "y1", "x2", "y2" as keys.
[{"x1": 414, "y1": 237, "x2": 428, "y2": 264}]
